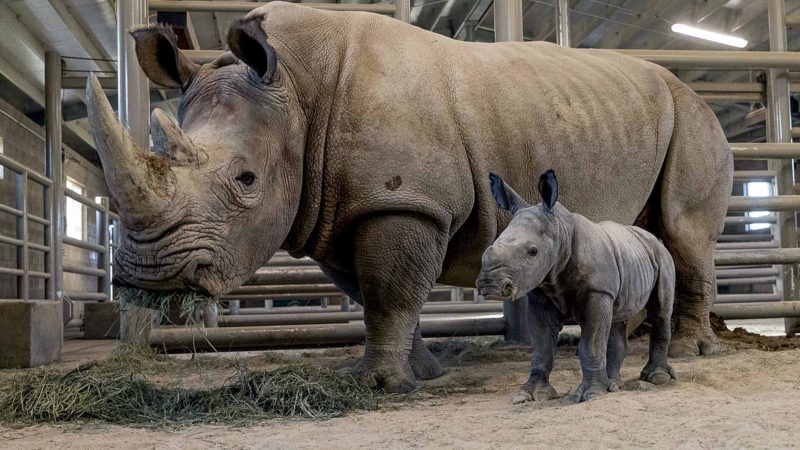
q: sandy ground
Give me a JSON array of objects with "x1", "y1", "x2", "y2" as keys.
[{"x1": 1, "y1": 330, "x2": 800, "y2": 449}]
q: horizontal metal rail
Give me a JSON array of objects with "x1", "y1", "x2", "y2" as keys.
[
  {"x1": 730, "y1": 143, "x2": 800, "y2": 159},
  {"x1": 64, "y1": 188, "x2": 108, "y2": 212},
  {"x1": 716, "y1": 267, "x2": 780, "y2": 278},
  {"x1": 716, "y1": 277, "x2": 776, "y2": 286},
  {"x1": 0, "y1": 153, "x2": 51, "y2": 186},
  {"x1": 63, "y1": 236, "x2": 106, "y2": 253},
  {"x1": 716, "y1": 241, "x2": 778, "y2": 250},
  {"x1": 149, "y1": 0, "x2": 397, "y2": 14},
  {"x1": 716, "y1": 293, "x2": 783, "y2": 303},
  {"x1": 728, "y1": 196, "x2": 800, "y2": 212},
  {"x1": 150, "y1": 317, "x2": 506, "y2": 352},
  {"x1": 724, "y1": 215, "x2": 778, "y2": 225},
  {"x1": 62, "y1": 263, "x2": 106, "y2": 277},
  {"x1": 64, "y1": 291, "x2": 108, "y2": 301},
  {"x1": 732, "y1": 170, "x2": 776, "y2": 181},
  {"x1": 711, "y1": 301, "x2": 800, "y2": 319},
  {"x1": 687, "y1": 82, "x2": 764, "y2": 93},
  {"x1": 715, "y1": 248, "x2": 800, "y2": 265},
  {"x1": 612, "y1": 49, "x2": 800, "y2": 70},
  {"x1": 717, "y1": 233, "x2": 773, "y2": 242},
  {"x1": 247, "y1": 268, "x2": 330, "y2": 286}
]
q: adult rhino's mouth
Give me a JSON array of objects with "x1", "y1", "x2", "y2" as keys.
[{"x1": 113, "y1": 243, "x2": 224, "y2": 296}]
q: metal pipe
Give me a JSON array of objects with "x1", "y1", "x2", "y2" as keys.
[
  {"x1": 149, "y1": 0, "x2": 396, "y2": 14},
  {"x1": 687, "y1": 82, "x2": 764, "y2": 93},
  {"x1": 98, "y1": 197, "x2": 111, "y2": 302},
  {"x1": 62, "y1": 264, "x2": 106, "y2": 277},
  {"x1": 716, "y1": 241, "x2": 778, "y2": 250},
  {"x1": 149, "y1": 317, "x2": 507, "y2": 352},
  {"x1": 394, "y1": 0, "x2": 410, "y2": 22},
  {"x1": 711, "y1": 301, "x2": 800, "y2": 320},
  {"x1": 716, "y1": 293, "x2": 784, "y2": 303},
  {"x1": 246, "y1": 268, "x2": 330, "y2": 285},
  {"x1": 63, "y1": 236, "x2": 106, "y2": 253},
  {"x1": 716, "y1": 277, "x2": 776, "y2": 286},
  {"x1": 0, "y1": 154, "x2": 52, "y2": 187},
  {"x1": 725, "y1": 215, "x2": 778, "y2": 226},
  {"x1": 715, "y1": 248, "x2": 800, "y2": 265},
  {"x1": 224, "y1": 302, "x2": 504, "y2": 316},
  {"x1": 611, "y1": 49, "x2": 800, "y2": 70},
  {"x1": 700, "y1": 93, "x2": 764, "y2": 103},
  {"x1": 717, "y1": 233, "x2": 774, "y2": 242},
  {"x1": 64, "y1": 292, "x2": 109, "y2": 301},
  {"x1": 45, "y1": 51, "x2": 63, "y2": 304},
  {"x1": 727, "y1": 196, "x2": 800, "y2": 212},
  {"x1": 117, "y1": 0, "x2": 149, "y2": 149},
  {"x1": 554, "y1": 0, "x2": 569, "y2": 47},
  {"x1": 716, "y1": 267, "x2": 780, "y2": 278},
  {"x1": 732, "y1": 170, "x2": 776, "y2": 181},
  {"x1": 730, "y1": 143, "x2": 800, "y2": 159},
  {"x1": 15, "y1": 172, "x2": 28, "y2": 300}
]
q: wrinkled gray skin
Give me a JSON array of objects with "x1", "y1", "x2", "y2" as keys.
[
  {"x1": 86, "y1": 2, "x2": 731, "y2": 393},
  {"x1": 477, "y1": 171, "x2": 676, "y2": 403}
]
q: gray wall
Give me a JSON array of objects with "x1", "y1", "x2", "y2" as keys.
[{"x1": 0, "y1": 97, "x2": 110, "y2": 301}]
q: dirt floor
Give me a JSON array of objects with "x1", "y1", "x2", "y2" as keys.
[{"x1": 2, "y1": 326, "x2": 800, "y2": 449}]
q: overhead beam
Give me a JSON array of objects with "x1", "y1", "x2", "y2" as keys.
[{"x1": 149, "y1": 0, "x2": 396, "y2": 14}]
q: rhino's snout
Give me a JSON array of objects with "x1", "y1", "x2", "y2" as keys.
[
  {"x1": 500, "y1": 278, "x2": 516, "y2": 297},
  {"x1": 476, "y1": 274, "x2": 519, "y2": 301}
]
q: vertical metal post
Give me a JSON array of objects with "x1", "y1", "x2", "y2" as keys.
[
  {"x1": 767, "y1": 0, "x2": 800, "y2": 336},
  {"x1": 45, "y1": 51, "x2": 63, "y2": 303},
  {"x1": 495, "y1": 0, "x2": 530, "y2": 345},
  {"x1": 15, "y1": 172, "x2": 29, "y2": 300},
  {"x1": 554, "y1": 0, "x2": 570, "y2": 47},
  {"x1": 97, "y1": 197, "x2": 111, "y2": 301},
  {"x1": 228, "y1": 300, "x2": 241, "y2": 315},
  {"x1": 340, "y1": 296, "x2": 351, "y2": 312},
  {"x1": 394, "y1": 0, "x2": 410, "y2": 23},
  {"x1": 465, "y1": 21, "x2": 476, "y2": 42},
  {"x1": 117, "y1": 0, "x2": 150, "y2": 149},
  {"x1": 450, "y1": 288, "x2": 464, "y2": 303}
]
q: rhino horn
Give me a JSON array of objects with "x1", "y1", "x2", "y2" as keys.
[
  {"x1": 86, "y1": 74, "x2": 174, "y2": 221},
  {"x1": 150, "y1": 108, "x2": 208, "y2": 165}
]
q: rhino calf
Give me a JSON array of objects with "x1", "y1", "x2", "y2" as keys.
[{"x1": 477, "y1": 170, "x2": 676, "y2": 403}]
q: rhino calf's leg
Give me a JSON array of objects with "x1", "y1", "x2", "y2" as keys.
[
  {"x1": 349, "y1": 214, "x2": 447, "y2": 393},
  {"x1": 606, "y1": 321, "x2": 627, "y2": 386},
  {"x1": 512, "y1": 291, "x2": 564, "y2": 404},
  {"x1": 641, "y1": 267, "x2": 677, "y2": 385},
  {"x1": 570, "y1": 293, "x2": 618, "y2": 403}
]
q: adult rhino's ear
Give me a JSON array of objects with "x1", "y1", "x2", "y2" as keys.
[
  {"x1": 131, "y1": 25, "x2": 199, "y2": 89},
  {"x1": 490, "y1": 173, "x2": 529, "y2": 215},
  {"x1": 227, "y1": 16, "x2": 277, "y2": 82},
  {"x1": 538, "y1": 169, "x2": 558, "y2": 213}
]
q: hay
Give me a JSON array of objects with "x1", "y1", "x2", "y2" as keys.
[
  {"x1": 0, "y1": 359, "x2": 377, "y2": 428},
  {"x1": 115, "y1": 286, "x2": 217, "y2": 322}
]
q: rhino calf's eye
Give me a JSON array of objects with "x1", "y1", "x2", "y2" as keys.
[
  {"x1": 528, "y1": 247, "x2": 539, "y2": 257},
  {"x1": 236, "y1": 171, "x2": 256, "y2": 186}
]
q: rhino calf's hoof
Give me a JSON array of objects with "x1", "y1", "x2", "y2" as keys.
[
  {"x1": 640, "y1": 364, "x2": 677, "y2": 385},
  {"x1": 511, "y1": 384, "x2": 558, "y2": 404}
]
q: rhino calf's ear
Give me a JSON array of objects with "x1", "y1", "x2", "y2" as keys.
[
  {"x1": 538, "y1": 169, "x2": 558, "y2": 213},
  {"x1": 227, "y1": 16, "x2": 278, "y2": 82},
  {"x1": 490, "y1": 173, "x2": 530, "y2": 215},
  {"x1": 131, "y1": 25, "x2": 199, "y2": 89}
]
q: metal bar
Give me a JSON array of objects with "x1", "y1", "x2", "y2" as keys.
[
  {"x1": 732, "y1": 170, "x2": 776, "y2": 181},
  {"x1": 15, "y1": 172, "x2": 28, "y2": 300},
  {"x1": 494, "y1": 0, "x2": 527, "y2": 346},
  {"x1": 246, "y1": 268, "x2": 330, "y2": 285},
  {"x1": 149, "y1": 317, "x2": 507, "y2": 352},
  {"x1": 45, "y1": 51, "x2": 62, "y2": 303},
  {"x1": 149, "y1": 0, "x2": 397, "y2": 14},
  {"x1": 724, "y1": 215, "x2": 777, "y2": 225},
  {"x1": 554, "y1": 0, "x2": 569, "y2": 47},
  {"x1": 27, "y1": 242, "x2": 49, "y2": 253},
  {"x1": 62, "y1": 236, "x2": 105, "y2": 253},
  {"x1": 28, "y1": 213, "x2": 50, "y2": 226},
  {"x1": 716, "y1": 267, "x2": 780, "y2": 278},
  {"x1": 611, "y1": 49, "x2": 800, "y2": 70},
  {"x1": 716, "y1": 293, "x2": 783, "y2": 303},
  {"x1": 98, "y1": 197, "x2": 111, "y2": 302},
  {"x1": 730, "y1": 143, "x2": 800, "y2": 159},
  {"x1": 700, "y1": 93, "x2": 763, "y2": 103},
  {"x1": 225, "y1": 302, "x2": 504, "y2": 316},
  {"x1": 0, "y1": 154, "x2": 52, "y2": 187},
  {"x1": 0, "y1": 267, "x2": 24, "y2": 276},
  {"x1": 28, "y1": 271, "x2": 51, "y2": 279},
  {"x1": 263, "y1": 256, "x2": 319, "y2": 267},
  {"x1": 118, "y1": 0, "x2": 149, "y2": 149},
  {"x1": 767, "y1": 0, "x2": 798, "y2": 338},
  {"x1": 687, "y1": 82, "x2": 764, "y2": 93},
  {"x1": 63, "y1": 188, "x2": 106, "y2": 211},
  {"x1": 727, "y1": 196, "x2": 800, "y2": 211},
  {"x1": 223, "y1": 292, "x2": 342, "y2": 300},
  {"x1": 717, "y1": 233, "x2": 774, "y2": 242},
  {"x1": 711, "y1": 301, "x2": 800, "y2": 320},
  {"x1": 716, "y1": 241, "x2": 779, "y2": 250},
  {"x1": 786, "y1": 16, "x2": 800, "y2": 26},
  {"x1": 394, "y1": 0, "x2": 410, "y2": 22},
  {"x1": 64, "y1": 292, "x2": 108, "y2": 301},
  {"x1": 62, "y1": 264, "x2": 106, "y2": 277},
  {"x1": 714, "y1": 248, "x2": 800, "y2": 265},
  {"x1": 716, "y1": 277, "x2": 776, "y2": 286},
  {"x1": 0, "y1": 204, "x2": 23, "y2": 218}
]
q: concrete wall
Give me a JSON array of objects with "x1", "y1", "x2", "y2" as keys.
[{"x1": 0, "y1": 96, "x2": 109, "y2": 306}]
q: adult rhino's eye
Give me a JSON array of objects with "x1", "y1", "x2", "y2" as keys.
[
  {"x1": 236, "y1": 171, "x2": 256, "y2": 186},
  {"x1": 528, "y1": 247, "x2": 539, "y2": 257}
]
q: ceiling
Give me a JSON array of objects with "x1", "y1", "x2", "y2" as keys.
[{"x1": 0, "y1": 0, "x2": 797, "y2": 165}]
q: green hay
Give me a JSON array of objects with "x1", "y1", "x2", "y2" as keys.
[
  {"x1": 115, "y1": 287, "x2": 217, "y2": 322},
  {"x1": 0, "y1": 361, "x2": 377, "y2": 428}
]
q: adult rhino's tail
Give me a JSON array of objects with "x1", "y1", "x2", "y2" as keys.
[{"x1": 644, "y1": 69, "x2": 733, "y2": 358}]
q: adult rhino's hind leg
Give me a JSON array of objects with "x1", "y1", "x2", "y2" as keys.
[
  {"x1": 350, "y1": 214, "x2": 447, "y2": 393},
  {"x1": 658, "y1": 78, "x2": 733, "y2": 357}
]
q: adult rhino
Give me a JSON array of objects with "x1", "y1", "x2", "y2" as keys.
[{"x1": 87, "y1": 2, "x2": 732, "y2": 392}]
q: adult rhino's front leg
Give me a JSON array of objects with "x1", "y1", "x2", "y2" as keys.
[
  {"x1": 319, "y1": 264, "x2": 444, "y2": 381},
  {"x1": 347, "y1": 214, "x2": 447, "y2": 392}
]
